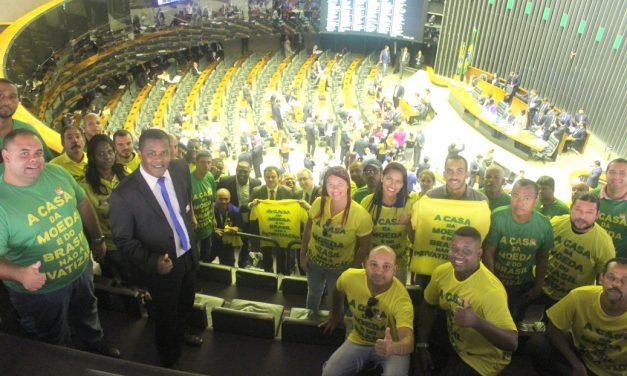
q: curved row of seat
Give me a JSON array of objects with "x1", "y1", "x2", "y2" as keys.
[
  {"x1": 190, "y1": 58, "x2": 233, "y2": 130},
  {"x1": 29, "y1": 16, "x2": 317, "y2": 131},
  {"x1": 316, "y1": 56, "x2": 337, "y2": 109},
  {"x1": 210, "y1": 56, "x2": 248, "y2": 123},
  {"x1": 250, "y1": 53, "x2": 284, "y2": 133},
  {"x1": 328, "y1": 52, "x2": 357, "y2": 123},
  {"x1": 223, "y1": 52, "x2": 267, "y2": 146},
  {"x1": 181, "y1": 61, "x2": 219, "y2": 131},
  {"x1": 279, "y1": 50, "x2": 308, "y2": 96},
  {"x1": 153, "y1": 64, "x2": 193, "y2": 128},
  {"x1": 124, "y1": 78, "x2": 157, "y2": 132},
  {"x1": 342, "y1": 55, "x2": 364, "y2": 109},
  {"x1": 105, "y1": 83, "x2": 140, "y2": 131},
  {"x1": 355, "y1": 54, "x2": 378, "y2": 128}
]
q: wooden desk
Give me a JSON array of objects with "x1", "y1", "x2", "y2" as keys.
[{"x1": 449, "y1": 85, "x2": 546, "y2": 160}]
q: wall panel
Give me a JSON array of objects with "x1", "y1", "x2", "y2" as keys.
[{"x1": 435, "y1": 0, "x2": 627, "y2": 156}]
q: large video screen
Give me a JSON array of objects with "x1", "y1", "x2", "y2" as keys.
[
  {"x1": 156, "y1": 0, "x2": 182, "y2": 5},
  {"x1": 322, "y1": 0, "x2": 426, "y2": 41}
]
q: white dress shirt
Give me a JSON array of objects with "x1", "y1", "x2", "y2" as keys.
[{"x1": 140, "y1": 166, "x2": 190, "y2": 257}]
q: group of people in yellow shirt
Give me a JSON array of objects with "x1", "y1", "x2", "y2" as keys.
[{"x1": 297, "y1": 156, "x2": 626, "y2": 376}]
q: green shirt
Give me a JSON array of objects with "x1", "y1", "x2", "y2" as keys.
[
  {"x1": 351, "y1": 185, "x2": 371, "y2": 204},
  {"x1": 479, "y1": 189, "x2": 511, "y2": 211},
  {"x1": 593, "y1": 187, "x2": 626, "y2": 257},
  {"x1": 536, "y1": 198, "x2": 570, "y2": 219},
  {"x1": 191, "y1": 172, "x2": 215, "y2": 240},
  {"x1": 0, "y1": 119, "x2": 54, "y2": 161},
  {"x1": 0, "y1": 164, "x2": 89, "y2": 294},
  {"x1": 485, "y1": 206, "x2": 553, "y2": 289}
]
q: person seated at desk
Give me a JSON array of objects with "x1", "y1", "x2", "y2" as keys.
[
  {"x1": 482, "y1": 98, "x2": 498, "y2": 117},
  {"x1": 527, "y1": 89, "x2": 541, "y2": 125},
  {"x1": 514, "y1": 109, "x2": 528, "y2": 130},
  {"x1": 574, "y1": 108, "x2": 589, "y2": 128},
  {"x1": 505, "y1": 71, "x2": 520, "y2": 94},
  {"x1": 490, "y1": 72, "x2": 500, "y2": 87},
  {"x1": 477, "y1": 93, "x2": 493, "y2": 106},
  {"x1": 564, "y1": 122, "x2": 587, "y2": 153},
  {"x1": 557, "y1": 111, "x2": 573, "y2": 128}
]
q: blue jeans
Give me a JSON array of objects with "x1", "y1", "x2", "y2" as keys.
[
  {"x1": 305, "y1": 259, "x2": 346, "y2": 312},
  {"x1": 322, "y1": 340, "x2": 410, "y2": 376},
  {"x1": 9, "y1": 263, "x2": 103, "y2": 346}
]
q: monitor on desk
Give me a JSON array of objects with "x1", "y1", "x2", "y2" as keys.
[{"x1": 472, "y1": 86, "x2": 482, "y2": 101}]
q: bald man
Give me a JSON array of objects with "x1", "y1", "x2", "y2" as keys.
[
  {"x1": 322, "y1": 246, "x2": 414, "y2": 376},
  {"x1": 82, "y1": 113, "x2": 103, "y2": 143},
  {"x1": 480, "y1": 165, "x2": 511, "y2": 211},
  {"x1": 210, "y1": 188, "x2": 243, "y2": 266}
]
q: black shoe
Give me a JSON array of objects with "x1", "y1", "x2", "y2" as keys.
[
  {"x1": 183, "y1": 333, "x2": 203, "y2": 347},
  {"x1": 89, "y1": 341, "x2": 121, "y2": 358}
]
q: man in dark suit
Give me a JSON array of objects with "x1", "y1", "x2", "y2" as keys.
[
  {"x1": 219, "y1": 136, "x2": 231, "y2": 158},
  {"x1": 242, "y1": 83, "x2": 253, "y2": 109},
  {"x1": 395, "y1": 47, "x2": 410, "y2": 78},
  {"x1": 240, "y1": 131, "x2": 253, "y2": 152},
  {"x1": 527, "y1": 90, "x2": 541, "y2": 128},
  {"x1": 340, "y1": 128, "x2": 351, "y2": 165},
  {"x1": 109, "y1": 129, "x2": 200, "y2": 368},
  {"x1": 271, "y1": 96, "x2": 283, "y2": 131},
  {"x1": 295, "y1": 168, "x2": 319, "y2": 210},
  {"x1": 392, "y1": 80, "x2": 405, "y2": 109},
  {"x1": 304, "y1": 120, "x2": 317, "y2": 156},
  {"x1": 249, "y1": 166, "x2": 295, "y2": 272},
  {"x1": 505, "y1": 71, "x2": 520, "y2": 94},
  {"x1": 217, "y1": 160, "x2": 261, "y2": 267},
  {"x1": 210, "y1": 188, "x2": 244, "y2": 266},
  {"x1": 249, "y1": 166, "x2": 295, "y2": 202}
]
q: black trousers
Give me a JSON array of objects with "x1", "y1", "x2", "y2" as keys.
[
  {"x1": 144, "y1": 252, "x2": 196, "y2": 367},
  {"x1": 306, "y1": 139, "x2": 316, "y2": 156}
]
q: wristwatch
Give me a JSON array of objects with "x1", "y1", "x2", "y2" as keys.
[{"x1": 91, "y1": 235, "x2": 106, "y2": 244}]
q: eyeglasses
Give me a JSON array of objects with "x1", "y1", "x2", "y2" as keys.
[
  {"x1": 321, "y1": 219, "x2": 333, "y2": 237},
  {"x1": 364, "y1": 297, "x2": 378, "y2": 319}
]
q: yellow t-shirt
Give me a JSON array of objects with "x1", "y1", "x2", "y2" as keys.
[
  {"x1": 307, "y1": 198, "x2": 373, "y2": 269},
  {"x1": 360, "y1": 194, "x2": 416, "y2": 268},
  {"x1": 79, "y1": 176, "x2": 122, "y2": 251},
  {"x1": 410, "y1": 196, "x2": 491, "y2": 275},
  {"x1": 547, "y1": 286, "x2": 627, "y2": 376},
  {"x1": 249, "y1": 199, "x2": 308, "y2": 248},
  {"x1": 350, "y1": 179, "x2": 357, "y2": 195},
  {"x1": 424, "y1": 262, "x2": 517, "y2": 376},
  {"x1": 544, "y1": 215, "x2": 616, "y2": 301},
  {"x1": 120, "y1": 152, "x2": 141, "y2": 172},
  {"x1": 337, "y1": 268, "x2": 413, "y2": 345},
  {"x1": 50, "y1": 153, "x2": 88, "y2": 181}
]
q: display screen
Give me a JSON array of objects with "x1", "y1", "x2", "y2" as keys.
[
  {"x1": 156, "y1": 0, "x2": 182, "y2": 5},
  {"x1": 321, "y1": 0, "x2": 426, "y2": 40}
]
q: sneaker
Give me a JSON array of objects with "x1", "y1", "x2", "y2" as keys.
[
  {"x1": 183, "y1": 333, "x2": 203, "y2": 347},
  {"x1": 89, "y1": 340, "x2": 121, "y2": 358}
]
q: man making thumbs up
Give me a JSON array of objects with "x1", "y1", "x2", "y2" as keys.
[
  {"x1": 0, "y1": 129, "x2": 118, "y2": 357},
  {"x1": 417, "y1": 226, "x2": 518, "y2": 375},
  {"x1": 321, "y1": 245, "x2": 414, "y2": 375}
]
